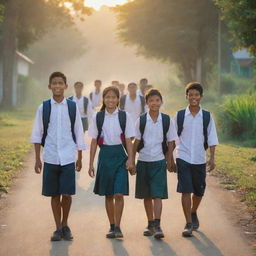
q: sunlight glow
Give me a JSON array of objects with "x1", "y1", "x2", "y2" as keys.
[{"x1": 84, "y1": 0, "x2": 128, "y2": 10}]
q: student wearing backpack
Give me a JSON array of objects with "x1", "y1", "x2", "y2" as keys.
[
  {"x1": 133, "y1": 89, "x2": 177, "y2": 239},
  {"x1": 119, "y1": 82, "x2": 145, "y2": 125},
  {"x1": 69, "y1": 81, "x2": 93, "y2": 132},
  {"x1": 88, "y1": 86, "x2": 135, "y2": 239},
  {"x1": 89, "y1": 80, "x2": 102, "y2": 110},
  {"x1": 174, "y1": 82, "x2": 218, "y2": 237},
  {"x1": 30, "y1": 72, "x2": 86, "y2": 241}
]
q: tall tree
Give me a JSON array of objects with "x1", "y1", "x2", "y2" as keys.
[
  {"x1": 114, "y1": 0, "x2": 219, "y2": 84},
  {"x1": 0, "y1": 0, "x2": 91, "y2": 108},
  {"x1": 215, "y1": 0, "x2": 256, "y2": 55}
]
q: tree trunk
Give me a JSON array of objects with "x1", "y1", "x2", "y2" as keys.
[
  {"x1": 196, "y1": 57, "x2": 202, "y2": 83},
  {"x1": 1, "y1": 0, "x2": 19, "y2": 108}
]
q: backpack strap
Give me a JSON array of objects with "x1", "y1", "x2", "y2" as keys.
[
  {"x1": 41, "y1": 99, "x2": 51, "y2": 147},
  {"x1": 118, "y1": 110, "x2": 126, "y2": 135},
  {"x1": 139, "y1": 95, "x2": 145, "y2": 114},
  {"x1": 177, "y1": 109, "x2": 186, "y2": 136},
  {"x1": 83, "y1": 96, "x2": 89, "y2": 114},
  {"x1": 202, "y1": 110, "x2": 211, "y2": 150},
  {"x1": 66, "y1": 99, "x2": 77, "y2": 144},
  {"x1": 89, "y1": 92, "x2": 93, "y2": 101},
  {"x1": 119, "y1": 95, "x2": 126, "y2": 110},
  {"x1": 68, "y1": 96, "x2": 73, "y2": 101},
  {"x1": 96, "y1": 110, "x2": 105, "y2": 146},
  {"x1": 137, "y1": 113, "x2": 147, "y2": 152},
  {"x1": 161, "y1": 113, "x2": 170, "y2": 154}
]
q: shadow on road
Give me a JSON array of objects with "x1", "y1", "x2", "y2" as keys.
[
  {"x1": 147, "y1": 237, "x2": 177, "y2": 256},
  {"x1": 49, "y1": 240, "x2": 72, "y2": 256},
  {"x1": 188, "y1": 230, "x2": 224, "y2": 256},
  {"x1": 110, "y1": 239, "x2": 129, "y2": 256}
]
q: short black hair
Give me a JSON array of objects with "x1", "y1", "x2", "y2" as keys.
[
  {"x1": 74, "y1": 81, "x2": 83, "y2": 87},
  {"x1": 140, "y1": 78, "x2": 148, "y2": 84},
  {"x1": 145, "y1": 88, "x2": 163, "y2": 102},
  {"x1": 95, "y1": 80, "x2": 102, "y2": 84},
  {"x1": 128, "y1": 82, "x2": 137, "y2": 88},
  {"x1": 185, "y1": 82, "x2": 203, "y2": 96},
  {"x1": 49, "y1": 71, "x2": 67, "y2": 84}
]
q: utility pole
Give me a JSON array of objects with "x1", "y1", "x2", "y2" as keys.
[{"x1": 217, "y1": 12, "x2": 221, "y2": 93}]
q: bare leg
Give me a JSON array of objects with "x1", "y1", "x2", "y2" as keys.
[
  {"x1": 51, "y1": 195, "x2": 62, "y2": 229},
  {"x1": 114, "y1": 194, "x2": 124, "y2": 227},
  {"x1": 61, "y1": 194, "x2": 72, "y2": 227},
  {"x1": 153, "y1": 198, "x2": 162, "y2": 220},
  {"x1": 144, "y1": 198, "x2": 154, "y2": 221},
  {"x1": 191, "y1": 194, "x2": 203, "y2": 213},
  {"x1": 105, "y1": 195, "x2": 115, "y2": 225},
  {"x1": 181, "y1": 193, "x2": 192, "y2": 223}
]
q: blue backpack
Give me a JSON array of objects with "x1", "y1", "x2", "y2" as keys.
[
  {"x1": 177, "y1": 109, "x2": 210, "y2": 150},
  {"x1": 69, "y1": 96, "x2": 89, "y2": 114},
  {"x1": 96, "y1": 109, "x2": 126, "y2": 147},
  {"x1": 137, "y1": 113, "x2": 170, "y2": 154},
  {"x1": 41, "y1": 99, "x2": 76, "y2": 147}
]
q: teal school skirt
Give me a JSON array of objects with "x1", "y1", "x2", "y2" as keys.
[{"x1": 94, "y1": 144, "x2": 129, "y2": 196}]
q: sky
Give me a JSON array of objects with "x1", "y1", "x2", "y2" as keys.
[{"x1": 84, "y1": 0, "x2": 128, "y2": 10}]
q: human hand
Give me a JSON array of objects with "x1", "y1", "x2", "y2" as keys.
[
  {"x1": 88, "y1": 166, "x2": 95, "y2": 178},
  {"x1": 76, "y1": 159, "x2": 82, "y2": 172},
  {"x1": 34, "y1": 159, "x2": 42, "y2": 174}
]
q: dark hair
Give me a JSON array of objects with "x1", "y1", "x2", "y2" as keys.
[
  {"x1": 185, "y1": 82, "x2": 203, "y2": 96},
  {"x1": 128, "y1": 82, "x2": 137, "y2": 88},
  {"x1": 145, "y1": 88, "x2": 163, "y2": 102},
  {"x1": 49, "y1": 71, "x2": 67, "y2": 84},
  {"x1": 74, "y1": 81, "x2": 83, "y2": 87},
  {"x1": 140, "y1": 78, "x2": 148, "y2": 84},
  {"x1": 95, "y1": 80, "x2": 102, "y2": 85},
  {"x1": 100, "y1": 86, "x2": 120, "y2": 111}
]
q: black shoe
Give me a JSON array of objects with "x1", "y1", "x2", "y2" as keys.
[
  {"x1": 154, "y1": 226, "x2": 164, "y2": 239},
  {"x1": 62, "y1": 226, "x2": 73, "y2": 241},
  {"x1": 114, "y1": 226, "x2": 123, "y2": 238},
  {"x1": 51, "y1": 229, "x2": 62, "y2": 241},
  {"x1": 191, "y1": 212, "x2": 199, "y2": 230},
  {"x1": 143, "y1": 225, "x2": 155, "y2": 236},
  {"x1": 182, "y1": 223, "x2": 193, "y2": 237},
  {"x1": 106, "y1": 227, "x2": 116, "y2": 239}
]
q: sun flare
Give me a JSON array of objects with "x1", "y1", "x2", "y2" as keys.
[{"x1": 84, "y1": 0, "x2": 128, "y2": 10}]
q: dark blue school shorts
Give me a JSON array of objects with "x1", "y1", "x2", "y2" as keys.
[
  {"x1": 176, "y1": 158, "x2": 206, "y2": 197},
  {"x1": 42, "y1": 162, "x2": 76, "y2": 197}
]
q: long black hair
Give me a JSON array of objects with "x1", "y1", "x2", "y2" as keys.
[{"x1": 100, "y1": 86, "x2": 120, "y2": 111}]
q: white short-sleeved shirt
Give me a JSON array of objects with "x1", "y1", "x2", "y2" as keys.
[
  {"x1": 88, "y1": 108, "x2": 135, "y2": 145},
  {"x1": 173, "y1": 106, "x2": 219, "y2": 165},
  {"x1": 30, "y1": 98, "x2": 87, "y2": 166},
  {"x1": 124, "y1": 94, "x2": 144, "y2": 125},
  {"x1": 90, "y1": 91, "x2": 102, "y2": 110},
  {"x1": 135, "y1": 112, "x2": 178, "y2": 162},
  {"x1": 71, "y1": 95, "x2": 93, "y2": 119}
]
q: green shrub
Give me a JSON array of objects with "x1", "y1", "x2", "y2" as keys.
[{"x1": 219, "y1": 93, "x2": 256, "y2": 144}]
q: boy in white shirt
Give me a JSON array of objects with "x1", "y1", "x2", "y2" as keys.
[
  {"x1": 119, "y1": 82, "x2": 145, "y2": 125},
  {"x1": 89, "y1": 80, "x2": 102, "y2": 110},
  {"x1": 69, "y1": 81, "x2": 93, "y2": 132},
  {"x1": 133, "y1": 88, "x2": 177, "y2": 239},
  {"x1": 173, "y1": 82, "x2": 219, "y2": 237},
  {"x1": 30, "y1": 72, "x2": 86, "y2": 241}
]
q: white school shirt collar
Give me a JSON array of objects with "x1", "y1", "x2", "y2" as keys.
[
  {"x1": 185, "y1": 106, "x2": 203, "y2": 117},
  {"x1": 105, "y1": 108, "x2": 119, "y2": 116},
  {"x1": 146, "y1": 111, "x2": 162, "y2": 123},
  {"x1": 50, "y1": 97, "x2": 67, "y2": 105},
  {"x1": 73, "y1": 94, "x2": 83, "y2": 100}
]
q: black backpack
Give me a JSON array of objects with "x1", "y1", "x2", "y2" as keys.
[
  {"x1": 137, "y1": 113, "x2": 170, "y2": 154},
  {"x1": 96, "y1": 109, "x2": 127, "y2": 147},
  {"x1": 41, "y1": 99, "x2": 76, "y2": 147},
  {"x1": 119, "y1": 94, "x2": 145, "y2": 114},
  {"x1": 69, "y1": 96, "x2": 89, "y2": 115},
  {"x1": 177, "y1": 109, "x2": 210, "y2": 150}
]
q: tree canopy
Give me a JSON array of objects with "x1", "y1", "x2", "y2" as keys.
[
  {"x1": 215, "y1": 0, "x2": 256, "y2": 55},
  {"x1": 114, "y1": 0, "x2": 219, "y2": 83}
]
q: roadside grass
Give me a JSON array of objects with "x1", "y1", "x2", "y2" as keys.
[
  {"x1": 214, "y1": 144, "x2": 256, "y2": 214},
  {"x1": 0, "y1": 110, "x2": 33, "y2": 193}
]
